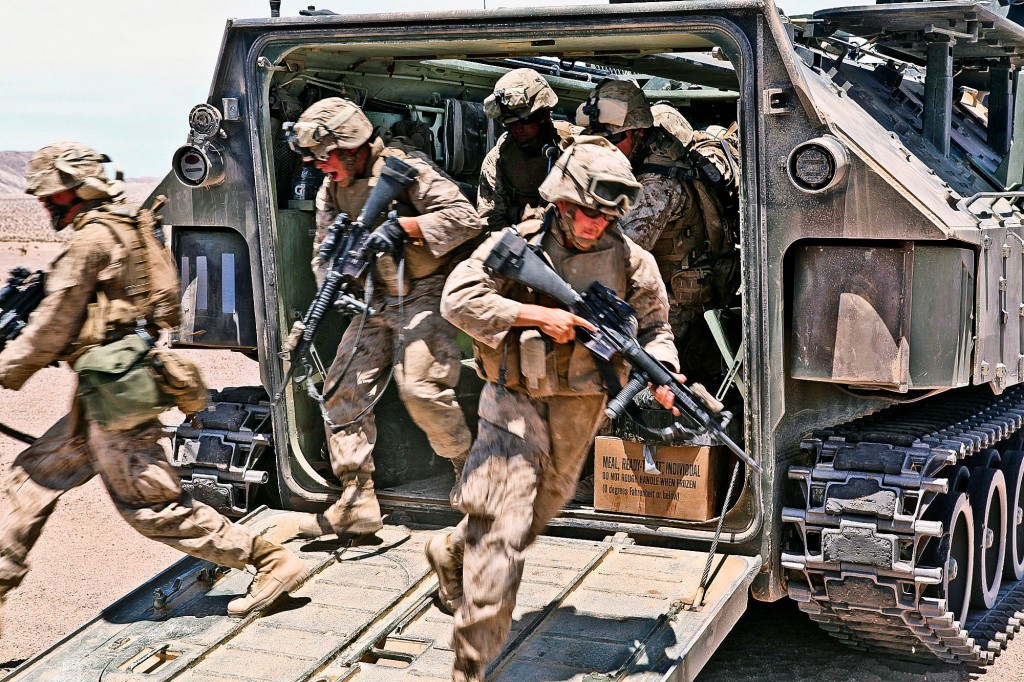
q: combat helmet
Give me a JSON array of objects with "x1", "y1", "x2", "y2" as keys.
[
  {"x1": 538, "y1": 135, "x2": 642, "y2": 218},
  {"x1": 575, "y1": 79, "x2": 654, "y2": 135},
  {"x1": 24, "y1": 142, "x2": 124, "y2": 201},
  {"x1": 651, "y1": 102, "x2": 694, "y2": 148},
  {"x1": 483, "y1": 68, "x2": 558, "y2": 124},
  {"x1": 286, "y1": 97, "x2": 374, "y2": 161}
]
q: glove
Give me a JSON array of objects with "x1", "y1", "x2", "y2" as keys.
[{"x1": 362, "y1": 219, "x2": 407, "y2": 255}]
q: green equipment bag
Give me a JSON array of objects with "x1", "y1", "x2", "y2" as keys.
[{"x1": 73, "y1": 334, "x2": 170, "y2": 431}]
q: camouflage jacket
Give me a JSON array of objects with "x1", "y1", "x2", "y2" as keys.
[
  {"x1": 476, "y1": 132, "x2": 554, "y2": 232},
  {"x1": 441, "y1": 211, "x2": 678, "y2": 396},
  {"x1": 0, "y1": 202, "x2": 146, "y2": 390},
  {"x1": 315, "y1": 139, "x2": 481, "y2": 299},
  {"x1": 618, "y1": 128, "x2": 738, "y2": 306}
]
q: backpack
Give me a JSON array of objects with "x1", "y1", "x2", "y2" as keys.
[{"x1": 100, "y1": 197, "x2": 182, "y2": 330}]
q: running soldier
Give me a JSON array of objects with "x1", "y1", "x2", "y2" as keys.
[
  {"x1": 477, "y1": 68, "x2": 562, "y2": 231},
  {"x1": 281, "y1": 98, "x2": 480, "y2": 538},
  {"x1": 0, "y1": 143, "x2": 306, "y2": 628},
  {"x1": 578, "y1": 79, "x2": 740, "y2": 385},
  {"x1": 432, "y1": 137, "x2": 681, "y2": 681}
]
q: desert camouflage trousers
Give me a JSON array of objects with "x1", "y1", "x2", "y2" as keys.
[
  {"x1": 321, "y1": 293, "x2": 472, "y2": 520},
  {"x1": 0, "y1": 408, "x2": 256, "y2": 594},
  {"x1": 449, "y1": 382, "x2": 606, "y2": 679}
]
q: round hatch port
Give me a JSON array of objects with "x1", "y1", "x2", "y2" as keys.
[
  {"x1": 787, "y1": 135, "x2": 849, "y2": 194},
  {"x1": 172, "y1": 144, "x2": 224, "y2": 188}
]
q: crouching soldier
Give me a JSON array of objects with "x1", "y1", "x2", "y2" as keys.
[
  {"x1": 279, "y1": 98, "x2": 481, "y2": 539},
  {"x1": 0, "y1": 143, "x2": 306, "y2": 630},
  {"x1": 431, "y1": 137, "x2": 681, "y2": 681}
]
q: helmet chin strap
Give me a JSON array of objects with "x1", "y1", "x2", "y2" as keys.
[{"x1": 43, "y1": 196, "x2": 75, "y2": 230}]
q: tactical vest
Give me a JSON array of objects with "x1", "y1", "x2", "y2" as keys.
[
  {"x1": 491, "y1": 132, "x2": 555, "y2": 226},
  {"x1": 636, "y1": 128, "x2": 737, "y2": 310},
  {"x1": 473, "y1": 215, "x2": 631, "y2": 398},
  {"x1": 74, "y1": 202, "x2": 181, "y2": 352},
  {"x1": 325, "y1": 142, "x2": 449, "y2": 295}
]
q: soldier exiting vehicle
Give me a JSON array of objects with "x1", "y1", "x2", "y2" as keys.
[
  {"x1": 478, "y1": 68, "x2": 564, "y2": 231},
  {"x1": 431, "y1": 137, "x2": 682, "y2": 682},
  {"x1": 578, "y1": 79, "x2": 740, "y2": 386},
  {"x1": 0, "y1": 143, "x2": 307, "y2": 628},
  {"x1": 278, "y1": 98, "x2": 481, "y2": 539}
]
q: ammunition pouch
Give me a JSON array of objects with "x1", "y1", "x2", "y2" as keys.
[
  {"x1": 670, "y1": 268, "x2": 713, "y2": 309},
  {"x1": 74, "y1": 334, "x2": 168, "y2": 431},
  {"x1": 74, "y1": 336, "x2": 209, "y2": 431},
  {"x1": 149, "y1": 347, "x2": 209, "y2": 414}
]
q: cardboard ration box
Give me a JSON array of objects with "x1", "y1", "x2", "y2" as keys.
[{"x1": 593, "y1": 436, "x2": 720, "y2": 521}]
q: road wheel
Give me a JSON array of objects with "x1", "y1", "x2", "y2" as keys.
[
  {"x1": 924, "y1": 492, "x2": 974, "y2": 625},
  {"x1": 968, "y1": 467, "x2": 1007, "y2": 609},
  {"x1": 1001, "y1": 450, "x2": 1024, "y2": 580}
]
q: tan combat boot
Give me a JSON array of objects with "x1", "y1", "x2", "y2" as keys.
[
  {"x1": 424, "y1": 531, "x2": 464, "y2": 615},
  {"x1": 452, "y1": 658, "x2": 485, "y2": 682},
  {"x1": 227, "y1": 537, "x2": 307, "y2": 617},
  {"x1": 319, "y1": 475, "x2": 383, "y2": 536}
]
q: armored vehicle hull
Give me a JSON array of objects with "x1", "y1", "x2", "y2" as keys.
[{"x1": 15, "y1": 0, "x2": 1024, "y2": 675}]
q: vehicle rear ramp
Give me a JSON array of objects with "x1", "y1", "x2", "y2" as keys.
[{"x1": 3, "y1": 509, "x2": 760, "y2": 682}]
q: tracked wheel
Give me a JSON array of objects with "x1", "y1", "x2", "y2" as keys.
[
  {"x1": 1001, "y1": 450, "x2": 1024, "y2": 580},
  {"x1": 967, "y1": 467, "x2": 1007, "y2": 610},
  {"x1": 783, "y1": 385, "x2": 1024, "y2": 666},
  {"x1": 929, "y1": 492, "x2": 975, "y2": 625}
]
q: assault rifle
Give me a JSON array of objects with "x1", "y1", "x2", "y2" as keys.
[
  {"x1": 482, "y1": 230, "x2": 760, "y2": 474},
  {"x1": 274, "y1": 155, "x2": 420, "y2": 402},
  {"x1": 0, "y1": 267, "x2": 46, "y2": 353}
]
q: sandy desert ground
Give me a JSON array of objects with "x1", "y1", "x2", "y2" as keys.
[{"x1": 0, "y1": 240, "x2": 1021, "y2": 680}]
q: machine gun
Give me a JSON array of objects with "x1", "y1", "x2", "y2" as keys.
[
  {"x1": 274, "y1": 155, "x2": 420, "y2": 402},
  {"x1": 482, "y1": 230, "x2": 760, "y2": 474},
  {"x1": 0, "y1": 267, "x2": 46, "y2": 353}
]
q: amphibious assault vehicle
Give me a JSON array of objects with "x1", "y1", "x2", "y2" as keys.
[{"x1": 11, "y1": 0, "x2": 1024, "y2": 679}]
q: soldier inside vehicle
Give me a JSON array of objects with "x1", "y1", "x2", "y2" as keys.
[{"x1": 258, "y1": 43, "x2": 747, "y2": 526}]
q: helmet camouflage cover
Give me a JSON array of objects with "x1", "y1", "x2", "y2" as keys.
[
  {"x1": 538, "y1": 135, "x2": 642, "y2": 218},
  {"x1": 24, "y1": 142, "x2": 123, "y2": 200},
  {"x1": 483, "y1": 68, "x2": 558, "y2": 124},
  {"x1": 650, "y1": 102, "x2": 694, "y2": 148},
  {"x1": 290, "y1": 97, "x2": 374, "y2": 160},
  {"x1": 575, "y1": 79, "x2": 654, "y2": 135}
]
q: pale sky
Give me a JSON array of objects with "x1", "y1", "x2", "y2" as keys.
[{"x1": 0, "y1": 0, "x2": 859, "y2": 178}]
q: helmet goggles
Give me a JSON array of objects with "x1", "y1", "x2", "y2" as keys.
[{"x1": 587, "y1": 174, "x2": 642, "y2": 210}]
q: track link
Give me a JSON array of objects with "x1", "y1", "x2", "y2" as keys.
[{"x1": 782, "y1": 385, "x2": 1024, "y2": 666}]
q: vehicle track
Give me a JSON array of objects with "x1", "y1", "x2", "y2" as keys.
[{"x1": 783, "y1": 385, "x2": 1024, "y2": 667}]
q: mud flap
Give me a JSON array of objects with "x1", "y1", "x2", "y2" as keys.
[{"x1": 4, "y1": 508, "x2": 761, "y2": 682}]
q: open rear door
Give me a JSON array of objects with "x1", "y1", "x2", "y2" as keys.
[{"x1": 4, "y1": 509, "x2": 760, "y2": 682}]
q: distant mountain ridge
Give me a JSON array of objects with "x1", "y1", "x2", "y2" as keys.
[
  {"x1": 0, "y1": 150, "x2": 159, "y2": 199},
  {"x1": 0, "y1": 151, "x2": 33, "y2": 197}
]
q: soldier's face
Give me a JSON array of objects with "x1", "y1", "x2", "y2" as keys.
[
  {"x1": 505, "y1": 110, "x2": 549, "y2": 148},
  {"x1": 608, "y1": 129, "x2": 641, "y2": 158},
  {"x1": 316, "y1": 146, "x2": 369, "y2": 187},
  {"x1": 557, "y1": 200, "x2": 613, "y2": 250},
  {"x1": 507, "y1": 120, "x2": 541, "y2": 146},
  {"x1": 38, "y1": 189, "x2": 79, "y2": 229}
]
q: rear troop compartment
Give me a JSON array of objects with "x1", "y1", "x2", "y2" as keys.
[
  {"x1": 255, "y1": 17, "x2": 756, "y2": 541},
  {"x1": 154, "y1": 3, "x2": 772, "y2": 562}
]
